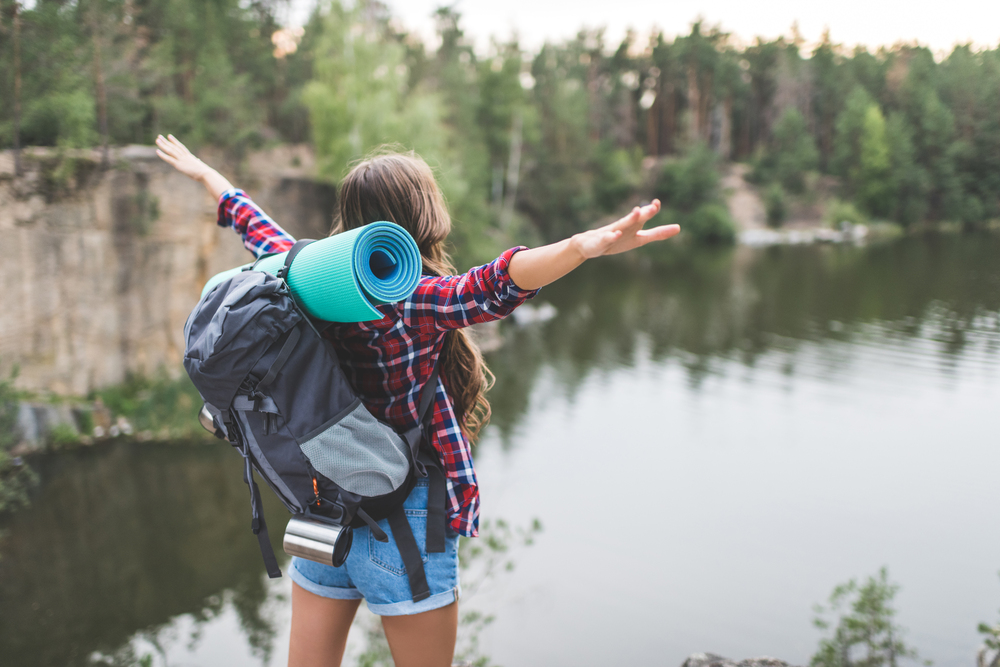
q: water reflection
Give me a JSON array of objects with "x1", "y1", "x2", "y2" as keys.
[
  {"x1": 486, "y1": 234, "x2": 1000, "y2": 440},
  {"x1": 0, "y1": 442, "x2": 289, "y2": 666}
]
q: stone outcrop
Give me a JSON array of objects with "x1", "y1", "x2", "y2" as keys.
[{"x1": 0, "y1": 144, "x2": 334, "y2": 396}]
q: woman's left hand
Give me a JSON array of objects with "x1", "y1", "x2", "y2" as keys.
[{"x1": 570, "y1": 199, "x2": 680, "y2": 259}]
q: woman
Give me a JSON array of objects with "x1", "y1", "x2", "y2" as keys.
[{"x1": 156, "y1": 133, "x2": 678, "y2": 666}]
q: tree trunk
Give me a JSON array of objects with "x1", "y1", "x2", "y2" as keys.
[
  {"x1": 687, "y1": 63, "x2": 700, "y2": 145},
  {"x1": 90, "y1": 0, "x2": 110, "y2": 167},
  {"x1": 12, "y1": 0, "x2": 23, "y2": 176},
  {"x1": 718, "y1": 95, "x2": 732, "y2": 159},
  {"x1": 500, "y1": 110, "x2": 523, "y2": 231},
  {"x1": 663, "y1": 78, "x2": 675, "y2": 154},
  {"x1": 646, "y1": 92, "x2": 659, "y2": 156},
  {"x1": 700, "y1": 70, "x2": 713, "y2": 142}
]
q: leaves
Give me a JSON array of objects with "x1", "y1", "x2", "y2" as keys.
[{"x1": 811, "y1": 568, "x2": 922, "y2": 667}]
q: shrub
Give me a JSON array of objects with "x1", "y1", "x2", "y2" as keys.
[
  {"x1": 92, "y1": 372, "x2": 211, "y2": 441},
  {"x1": 654, "y1": 143, "x2": 722, "y2": 214},
  {"x1": 751, "y1": 108, "x2": 819, "y2": 194},
  {"x1": 825, "y1": 199, "x2": 868, "y2": 229},
  {"x1": 653, "y1": 144, "x2": 735, "y2": 245},
  {"x1": 812, "y1": 567, "x2": 921, "y2": 667},
  {"x1": 49, "y1": 423, "x2": 80, "y2": 448},
  {"x1": 0, "y1": 366, "x2": 37, "y2": 513},
  {"x1": 765, "y1": 183, "x2": 788, "y2": 227},
  {"x1": 687, "y1": 204, "x2": 737, "y2": 244}
]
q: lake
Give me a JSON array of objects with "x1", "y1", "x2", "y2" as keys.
[{"x1": 2, "y1": 233, "x2": 999, "y2": 667}]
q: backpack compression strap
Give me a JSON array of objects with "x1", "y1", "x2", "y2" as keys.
[
  {"x1": 276, "y1": 239, "x2": 314, "y2": 280},
  {"x1": 241, "y1": 443, "x2": 282, "y2": 579}
]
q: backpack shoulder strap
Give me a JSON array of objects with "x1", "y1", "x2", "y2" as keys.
[
  {"x1": 416, "y1": 356, "x2": 448, "y2": 554},
  {"x1": 417, "y1": 359, "x2": 440, "y2": 426}
]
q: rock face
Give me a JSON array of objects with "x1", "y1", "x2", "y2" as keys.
[
  {"x1": 682, "y1": 654, "x2": 801, "y2": 667},
  {"x1": 0, "y1": 144, "x2": 335, "y2": 396}
]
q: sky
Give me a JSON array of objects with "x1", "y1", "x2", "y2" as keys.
[{"x1": 285, "y1": 0, "x2": 1000, "y2": 56}]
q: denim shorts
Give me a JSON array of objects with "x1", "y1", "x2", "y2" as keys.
[{"x1": 288, "y1": 479, "x2": 461, "y2": 616}]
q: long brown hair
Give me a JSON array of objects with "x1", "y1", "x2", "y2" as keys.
[{"x1": 332, "y1": 149, "x2": 494, "y2": 440}]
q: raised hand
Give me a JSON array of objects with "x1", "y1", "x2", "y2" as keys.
[
  {"x1": 155, "y1": 134, "x2": 234, "y2": 200},
  {"x1": 155, "y1": 134, "x2": 211, "y2": 180},
  {"x1": 507, "y1": 199, "x2": 680, "y2": 290},
  {"x1": 570, "y1": 199, "x2": 680, "y2": 259}
]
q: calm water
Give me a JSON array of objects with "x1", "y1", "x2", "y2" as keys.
[{"x1": 2, "y1": 234, "x2": 1000, "y2": 667}]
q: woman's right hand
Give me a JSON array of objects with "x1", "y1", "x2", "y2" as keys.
[
  {"x1": 155, "y1": 134, "x2": 211, "y2": 181},
  {"x1": 155, "y1": 134, "x2": 234, "y2": 200}
]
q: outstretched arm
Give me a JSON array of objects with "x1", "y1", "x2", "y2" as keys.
[
  {"x1": 155, "y1": 134, "x2": 234, "y2": 200},
  {"x1": 155, "y1": 134, "x2": 295, "y2": 257},
  {"x1": 507, "y1": 200, "x2": 679, "y2": 290}
]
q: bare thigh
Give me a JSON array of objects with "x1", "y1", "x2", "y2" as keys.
[
  {"x1": 288, "y1": 581, "x2": 362, "y2": 667},
  {"x1": 381, "y1": 601, "x2": 459, "y2": 667}
]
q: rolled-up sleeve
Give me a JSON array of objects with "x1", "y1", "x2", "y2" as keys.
[
  {"x1": 216, "y1": 188, "x2": 296, "y2": 258},
  {"x1": 402, "y1": 247, "x2": 539, "y2": 331}
]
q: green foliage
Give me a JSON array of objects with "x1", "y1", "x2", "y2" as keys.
[
  {"x1": 0, "y1": 0, "x2": 291, "y2": 153},
  {"x1": 0, "y1": 366, "x2": 38, "y2": 514},
  {"x1": 91, "y1": 371, "x2": 210, "y2": 441},
  {"x1": 303, "y1": 2, "x2": 443, "y2": 178},
  {"x1": 857, "y1": 105, "x2": 892, "y2": 216},
  {"x1": 825, "y1": 199, "x2": 868, "y2": 228},
  {"x1": 884, "y1": 113, "x2": 929, "y2": 226},
  {"x1": 812, "y1": 567, "x2": 923, "y2": 667},
  {"x1": 3, "y1": 4, "x2": 1000, "y2": 249},
  {"x1": 765, "y1": 182, "x2": 788, "y2": 227},
  {"x1": 687, "y1": 203, "x2": 737, "y2": 243},
  {"x1": 833, "y1": 87, "x2": 876, "y2": 190},
  {"x1": 979, "y1": 573, "x2": 1000, "y2": 667},
  {"x1": 48, "y1": 423, "x2": 80, "y2": 448},
  {"x1": 654, "y1": 145, "x2": 736, "y2": 243},
  {"x1": 753, "y1": 108, "x2": 819, "y2": 193},
  {"x1": 593, "y1": 144, "x2": 644, "y2": 213}
]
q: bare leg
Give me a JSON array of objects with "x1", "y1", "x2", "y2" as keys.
[
  {"x1": 380, "y1": 601, "x2": 459, "y2": 667},
  {"x1": 288, "y1": 581, "x2": 362, "y2": 667}
]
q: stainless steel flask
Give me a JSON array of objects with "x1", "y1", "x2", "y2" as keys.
[{"x1": 283, "y1": 514, "x2": 353, "y2": 567}]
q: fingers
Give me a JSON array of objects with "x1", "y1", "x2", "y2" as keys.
[
  {"x1": 635, "y1": 224, "x2": 681, "y2": 245},
  {"x1": 610, "y1": 199, "x2": 662, "y2": 232},
  {"x1": 155, "y1": 148, "x2": 179, "y2": 167},
  {"x1": 155, "y1": 134, "x2": 191, "y2": 159},
  {"x1": 168, "y1": 134, "x2": 190, "y2": 154},
  {"x1": 155, "y1": 134, "x2": 178, "y2": 159}
]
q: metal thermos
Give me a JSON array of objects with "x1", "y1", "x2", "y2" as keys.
[
  {"x1": 283, "y1": 514, "x2": 353, "y2": 567},
  {"x1": 198, "y1": 404, "x2": 216, "y2": 433}
]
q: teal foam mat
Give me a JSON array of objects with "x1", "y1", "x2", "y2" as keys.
[{"x1": 201, "y1": 222, "x2": 422, "y2": 322}]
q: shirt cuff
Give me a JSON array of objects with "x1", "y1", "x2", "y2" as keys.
[
  {"x1": 215, "y1": 188, "x2": 245, "y2": 228},
  {"x1": 499, "y1": 246, "x2": 541, "y2": 298}
]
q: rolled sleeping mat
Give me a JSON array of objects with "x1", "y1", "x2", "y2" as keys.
[{"x1": 201, "y1": 222, "x2": 422, "y2": 322}]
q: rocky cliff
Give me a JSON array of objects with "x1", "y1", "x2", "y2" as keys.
[{"x1": 0, "y1": 144, "x2": 335, "y2": 396}]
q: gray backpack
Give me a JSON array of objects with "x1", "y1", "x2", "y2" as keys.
[{"x1": 183, "y1": 241, "x2": 447, "y2": 602}]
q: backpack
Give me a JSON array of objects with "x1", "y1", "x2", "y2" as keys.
[{"x1": 182, "y1": 240, "x2": 448, "y2": 603}]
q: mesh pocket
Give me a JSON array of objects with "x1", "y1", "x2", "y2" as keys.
[{"x1": 299, "y1": 400, "x2": 411, "y2": 497}]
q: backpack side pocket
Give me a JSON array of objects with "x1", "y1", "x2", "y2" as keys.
[{"x1": 298, "y1": 399, "x2": 411, "y2": 497}]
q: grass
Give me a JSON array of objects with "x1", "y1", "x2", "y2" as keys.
[{"x1": 90, "y1": 370, "x2": 213, "y2": 442}]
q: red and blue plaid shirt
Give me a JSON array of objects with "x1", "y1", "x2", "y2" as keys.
[{"x1": 217, "y1": 189, "x2": 538, "y2": 537}]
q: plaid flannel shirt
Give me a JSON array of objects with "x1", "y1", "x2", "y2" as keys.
[{"x1": 217, "y1": 189, "x2": 538, "y2": 537}]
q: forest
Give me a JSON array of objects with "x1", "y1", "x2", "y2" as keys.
[{"x1": 1, "y1": 0, "x2": 999, "y2": 261}]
